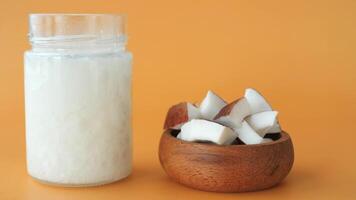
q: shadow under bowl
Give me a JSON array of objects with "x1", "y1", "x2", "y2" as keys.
[{"x1": 159, "y1": 130, "x2": 294, "y2": 193}]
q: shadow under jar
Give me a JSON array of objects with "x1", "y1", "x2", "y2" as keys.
[
  {"x1": 24, "y1": 14, "x2": 132, "y2": 187},
  {"x1": 159, "y1": 130, "x2": 294, "y2": 192}
]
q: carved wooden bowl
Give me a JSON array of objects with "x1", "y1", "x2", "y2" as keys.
[{"x1": 159, "y1": 130, "x2": 294, "y2": 192}]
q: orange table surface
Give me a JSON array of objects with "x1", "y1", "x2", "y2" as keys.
[{"x1": 1, "y1": 0, "x2": 356, "y2": 199}]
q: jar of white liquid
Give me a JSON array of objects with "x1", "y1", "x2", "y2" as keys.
[{"x1": 24, "y1": 14, "x2": 132, "y2": 186}]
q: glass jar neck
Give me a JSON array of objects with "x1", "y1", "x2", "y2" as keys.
[
  {"x1": 28, "y1": 14, "x2": 127, "y2": 54},
  {"x1": 30, "y1": 36, "x2": 126, "y2": 53}
]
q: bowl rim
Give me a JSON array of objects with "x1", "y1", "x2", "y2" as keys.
[{"x1": 163, "y1": 129, "x2": 291, "y2": 149}]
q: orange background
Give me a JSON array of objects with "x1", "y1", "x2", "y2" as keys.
[{"x1": 0, "y1": 0, "x2": 356, "y2": 199}]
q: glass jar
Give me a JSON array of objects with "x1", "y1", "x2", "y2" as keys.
[{"x1": 24, "y1": 14, "x2": 132, "y2": 186}]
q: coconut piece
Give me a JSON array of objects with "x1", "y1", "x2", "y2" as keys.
[
  {"x1": 268, "y1": 122, "x2": 282, "y2": 133},
  {"x1": 163, "y1": 102, "x2": 200, "y2": 130},
  {"x1": 199, "y1": 90, "x2": 227, "y2": 120},
  {"x1": 245, "y1": 111, "x2": 279, "y2": 137},
  {"x1": 179, "y1": 119, "x2": 237, "y2": 145},
  {"x1": 234, "y1": 121, "x2": 264, "y2": 144},
  {"x1": 244, "y1": 88, "x2": 272, "y2": 115},
  {"x1": 213, "y1": 98, "x2": 251, "y2": 128},
  {"x1": 261, "y1": 138, "x2": 273, "y2": 143}
]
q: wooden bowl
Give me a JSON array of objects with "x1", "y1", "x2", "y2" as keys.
[{"x1": 159, "y1": 130, "x2": 294, "y2": 192}]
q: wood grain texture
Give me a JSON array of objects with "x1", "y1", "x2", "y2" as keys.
[{"x1": 159, "y1": 130, "x2": 294, "y2": 192}]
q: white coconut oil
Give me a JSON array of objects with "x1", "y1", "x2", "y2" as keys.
[{"x1": 24, "y1": 14, "x2": 132, "y2": 186}]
